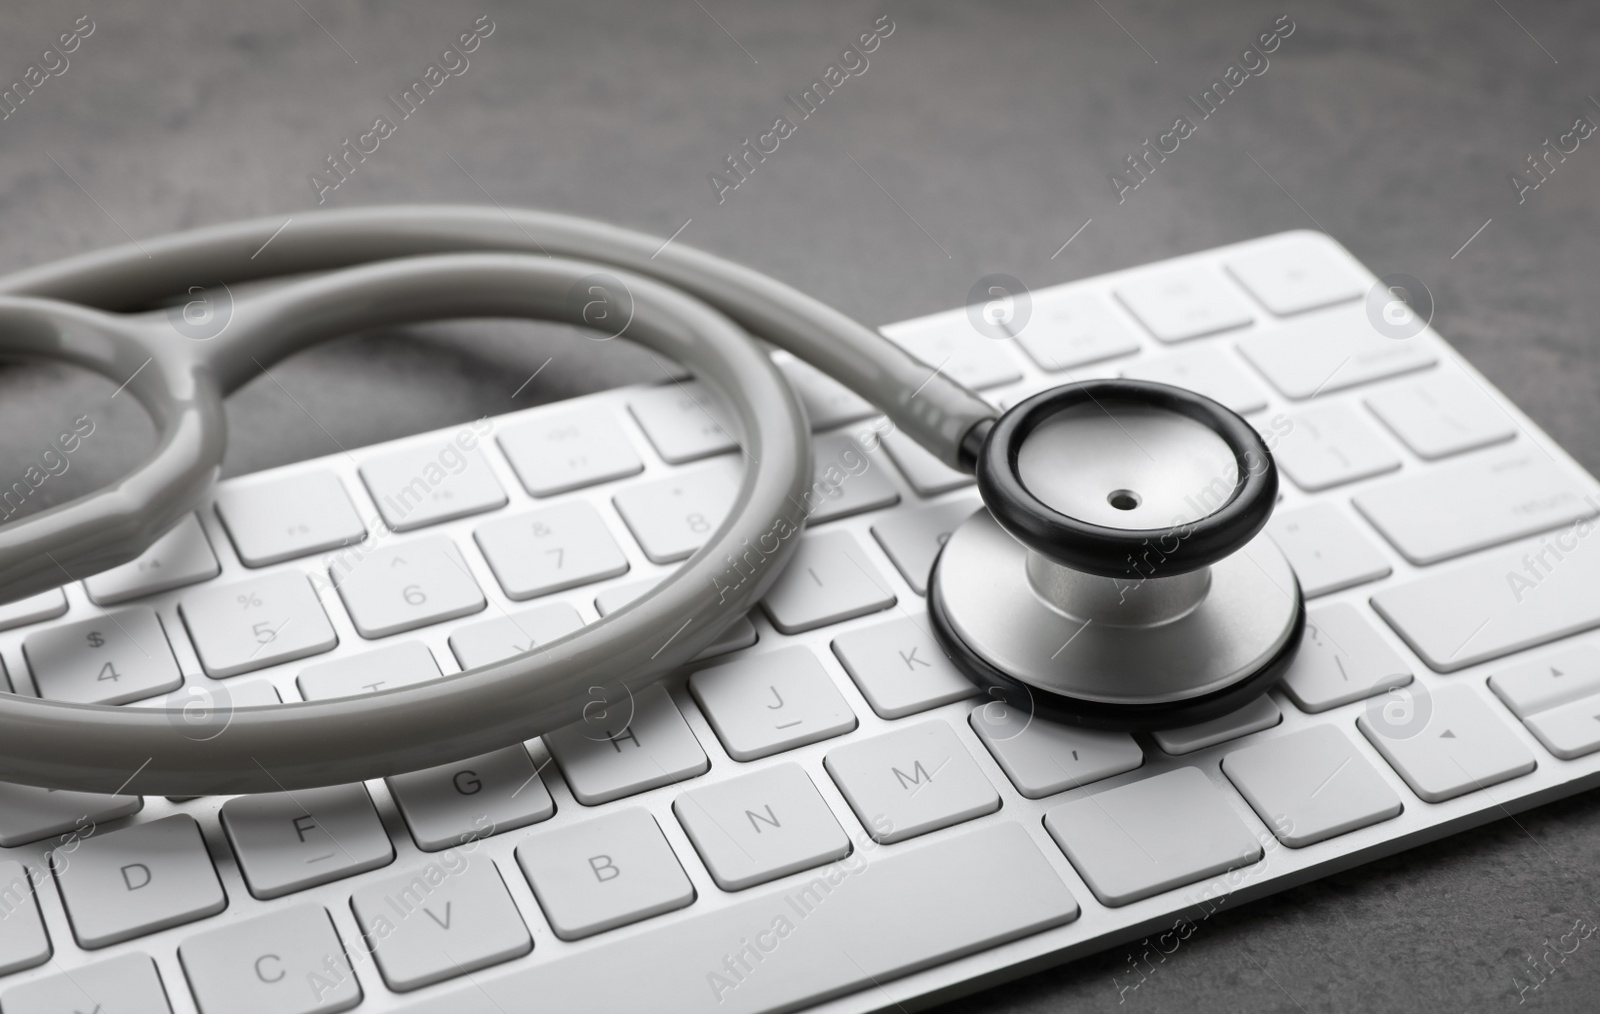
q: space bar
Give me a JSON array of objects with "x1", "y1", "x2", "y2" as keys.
[{"x1": 404, "y1": 822, "x2": 1078, "y2": 1014}]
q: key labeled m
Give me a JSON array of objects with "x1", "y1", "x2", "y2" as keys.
[{"x1": 893, "y1": 761, "x2": 931, "y2": 791}]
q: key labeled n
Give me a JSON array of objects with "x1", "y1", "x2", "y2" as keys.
[{"x1": 746, "y1": 804, "x2": 781, "y2": 833}]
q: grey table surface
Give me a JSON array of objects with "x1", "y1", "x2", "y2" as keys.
[{"x1": 1, "y1": 0, "x2": 1598, "y2": 1010}]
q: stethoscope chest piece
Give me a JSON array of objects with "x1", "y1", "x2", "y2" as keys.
[{"x1": 930, "y1": 380, "x2": 1305, "y2": 731}]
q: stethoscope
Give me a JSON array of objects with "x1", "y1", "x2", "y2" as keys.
[{"x1": 0, "y1": 206, "x2": 1303, "y2": 795}]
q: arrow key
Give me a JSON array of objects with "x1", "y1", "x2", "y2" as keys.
[
  {"x1": 1523, "y1": 695, "x2": 1600, "y2": 760},
  {"x1": 1357, "y1": 686, "x2": 1535, "y2": 802}
]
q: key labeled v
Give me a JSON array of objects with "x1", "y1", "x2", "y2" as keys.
[{"x1": 425, "y1": 901, "x2": 453, "y2": 930}]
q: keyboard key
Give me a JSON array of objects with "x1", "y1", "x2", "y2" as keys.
[
  {"x1": 801, "y1": 432, "x2": 900, "y2": 523},
  {"x1": 878, "y1": 426, "x2": 974, "y2": 496},
  {"x1": 832, "y1": 617, "x2": 979, "y2": 718},
  {"x1": 881, "y1": 313, "x2": 1023, "y2": 390},
  {"x1": 1364, "y1": 370, "x2": 1516, "y2": 460},
  {"x1": 778, "y1": 357, "x2": 875, "y2": 430},
  {"x1": 84, "y1": 514, "x2": 219, "y2": 605},
  {"x1": 628, "y1": 381, "x2": 739, "y2": 463},
  {"x1": 1272, "y1": 404, "x2": 1400, "y2": 491},
  {"x1": 1266, "y1": 502, "x2": 1392, "y2": 597},
  {"x1": 0, "y1": 861, "x2": 50, "y2": 976},
  {"x1": 2, "y1": 952, "x2": 169, "y2": 1013},
  {"x1": 969, "y1": 706, "x2": 1142, "y2": 798},
  {"x1": 0, "y1": 782, "x2": 141, "y2": 847},
  {"x1": 220, "y1": 784, "x2": 394, "y2": 899},
  {"x1": 1280, "y1": 603, "x2": 1413, "y2": 713},
  {"x1": 359, "y1": 440, "x2": 507, "y2": 531},
  {"x1": 474, "y1": 502, "x2": 629, "y2": 600},
  {"x1": 409, "y1": 822, "x2": 1076, "y2": 1014},
  {"x1": 1043, "y1": 767, "x2": 1262, "y2": 906},
  {"x1": 1114, "y1": 265, "x2": 1254, "y2": 342},
  {"x1": 179, "y1": 904, "x2": 361, "y2": 1014},
  {"x1": 1523, "y1": 696, "x2": 1600, "y2": 759},
  {"x1": 872, "y1": 500, "x2": 981, "y2": 598},
  {"x1": 296, "y1": 641, "x2": 440, "y2": 700},
  {"x1": 761, "y1": 531, "x2": 895, "y2": 634},
  {"x1": 690, "y1": 647, "x2": 857, "y2": 761},
  {"x1": 1237, "y1": 303, "x2": 1437, "y2": 399},
  {"x1": 1373, "y1": 538, "x2": 1600, "y2": 671},
  {"x1": 1122, "y1": 348, "x2": 1268, "y2": 415},
  {"x1": 54, "y1": 815, "x2": 225, "y2": 948},
  {"x1": 332, "y1": 536, "x2": 485, "y2": 637},
  {"x1": 1224, "y1": 237, "x2": 1365, "y2": 315},
  {"x1": 0, "y1": 588, "x2": 67, "y2": 632},
  {"x1": 593, "y1": 580, "x2": 757, "y2": 659},
  {"x1": 498, "y1": 404, "x2": 643, "y2": 496},
  {"x1": 448, "y1": 602, "x2": 585, "y2": 669},
  {"x1": 214, "y1": 470, "x2": 365, "y2": 567},
  {"x1": 1151, "y1": 695, "x2": 1282, "y2": 755},
  {"x1": 611, "y1": 458, "x2": 740, "y2": 564},
  {"x1": 24, "y1": 608, "x2": 181, "y2": 705},
  {"x1": 1222, "y1": 725, "x2": 1403, "y2": 847},
  {"x1": 1488, "y1": 644, "x2": 1600, "y2": 718},
  {"x1": 1013, "y1": 289, "x2": 1142, "y2": 371},
  {"x1": 180, "y1": 572, "x2": 337, "y2": 677},
  {"x1": 516, "y1": 808, "x2": 695, "y2": 940},
  {"x1": 388, "y1": 745, "x2": 555, "y2": 852},
  {"x1": 1357, "y1": 686, "x2": 1536, "y2": 802},
  {"x1": 824, "y1": 720, "x2": 999, "y2": 843},
  {"x1": 544, "y1": 684, "x2": 708, "y2": 805},
  {"x1": 1353, "y1": 447, "x2": 1597, "y2": 565},
  {"x1": 673, "y1": 763, "x2": 851, "y2": 890},
  {"x1": 351, "y1": 858, "x2": 532, "y2": 991}
]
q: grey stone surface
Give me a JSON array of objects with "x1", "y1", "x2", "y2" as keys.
[{"x1": 0, "y1": 0, "x2": 1598, "y2": 1010}]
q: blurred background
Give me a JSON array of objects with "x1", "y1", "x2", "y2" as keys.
[{"x1": 1, "y1": 1, "x2": 1598, "y2": 1010}]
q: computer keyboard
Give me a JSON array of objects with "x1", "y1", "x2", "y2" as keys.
[{"x1": 0, "y1": 229, "x2": 1597, "y2": 1012}]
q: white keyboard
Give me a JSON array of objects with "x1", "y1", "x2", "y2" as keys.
[{"x1": 1, "y1": 230, "x2": 1598, "y2": 1013}]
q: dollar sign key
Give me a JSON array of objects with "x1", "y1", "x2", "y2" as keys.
[{"x1": 85, "y1": 631, "x2": 105, "y2": 648}]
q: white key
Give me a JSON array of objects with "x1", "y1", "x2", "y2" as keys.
[
  {"x1": 1267, "y1": 502, "x2": 1392, "y2": 597},
  {"x1": 410, "y1": 823, "x2": 1076, "y2": 1014},
  {"x1": 544, "y1": 684, "x2": 708, "y2": 805},
  {"x1": 180, "y1": 572, "x2": 337, "y2": 677},
  {"x1": 351, "y1": 858, "x2": 532, "y2": 991},
  {"x1": 761, "y1": 531, "x2": 896, "y2": 634},
  {"x1": 1523, "y1": 696, "x2": 1600, "y2": 760},
  {"x1": 778, "y1": 357, "x2": 874, "y2": 430},
  {"x1": 54, "y1": 815, "x2": 225, "y2": 948},
  {"x1": 690, "y1": 647, "x2": 857, "y2": 761},
  {"x1": 1272, "y1": 404, "x2": 1400, "y2": 491},
  {"x1": 799, "y1": 431, "x2": 899, "y2": 523},
  {"x1": 1122, "y1": 348, "x2": 1268, "y2": 414},
  {"x1": 497, "y1": 404, "x2": 643, "y2": 496},
  {"x1": 878, "y1": 426, "x2": 974, "y2": 496},
  {"x1": 1114, "y1": 265, "x2": 1254, "y2": 342},
  {"x1": 84, "y1": 514, "x2": 219, "y2": 605},
  {"x1": 178, "y1": 904, "x2": 361, "y2": 1014},
  {"x1": 24, "y1": 608, "x2": 181, "y2": 705},
  {"x1": 628, "y1": 381, "x2": 739, "y2": 463},
  {"x1": 0, "y1": 860, "x2": 49, "y2": 976},
  {"x1": 296, "y1": 641, "x2": 440, "y2": 700},
  {"x1": 1222, "y1": 725, "x2": 1403, "y2": 847},
  {"x1": 1014, "y1": 289, "x2": 1142, "y2": 371},
  {"x1": 1281, "y1": 603, "x2": 1413, "y2": 713},
  {"x1": 1151, "y1": 695, "x2": 1282, "y2": 755},
  {"x1": 474, "y1": 502, "x2": 629, "y2": 600},
  {"x1": 0, "y1": 588, "x2": 67, "y2": 632},
  {"x1": 2, "y1": 952, "x2": 170, "y2": 1014},
  {"x1": 832, "y1": 617, "x2": 978, "y2": 718},
  {"x1": 1043, "y1": 767, "x2": 1262, "y2": 906},
  {"x1": 1224, "y1": 237, "x2": 1365, "y2": 315},
  {"x1": 881, "y1": 313, "x2": 1023, "y2": 390},
  {"x1": 595, "y1": 578, "x2": 758, "y2": 659},
  {"x1": 0, "y1": 782, "x2": 141, "y2": 847},
  {"x1": 1237, "y1": 303, "x2": 1437, "y2": 399},
  {"x1": 516, "y1": 808, "x2": 695, "y2": 940},
  {"x1": 1357, "y1": 686, "x2": 1536, "y2": 802},
  {"x1": 388, "y1": 745, "x2": 555, "y2": 852},
  {"x1": 674, "y1": 763, "x2": 851, "y2": 890},
  {"x1": 359, "y1": 440, "x2": 507, "y2": 531},
  {"x1": 1373, "y1": 537, "x2": 1600, "y2": 672},
  {"x1": 1365, "y1": 371, "x2": 1516, "y2": 460},
  {"x1": 220, "y1": 784, "x2": 394, "y2": 899},
  {"x1": 824, "y1": 720, "x2": 999, "y2": 843},
  {"x1": 871, "y1": 498, "x2": 981, "y2": 596},
  {"x1": 448, "y1": 602, "x2": 585, "y2": 669},
  {"x1": 214, "y1": 470, "x2": 366, "y2": 567},
  {"x1": 332, "y1": 536, "x2": 485, "y2": 637},
  {"x1": 969, "y1": 706, "x2": 1141, "y2": 798},
  {"x1": 1353, "y1": 447, "x2": 1597, "y2": 565},
  {"x1": 611, "y1": 457, "x2": 739, "y2": 564},
  {"x1": 1488, "y1": 644, "x2": 1600, "y2": 718}
]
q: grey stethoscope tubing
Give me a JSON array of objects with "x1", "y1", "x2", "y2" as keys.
[{"x1": 0, "y1": 205, "x2": 995, "y2": 796}]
